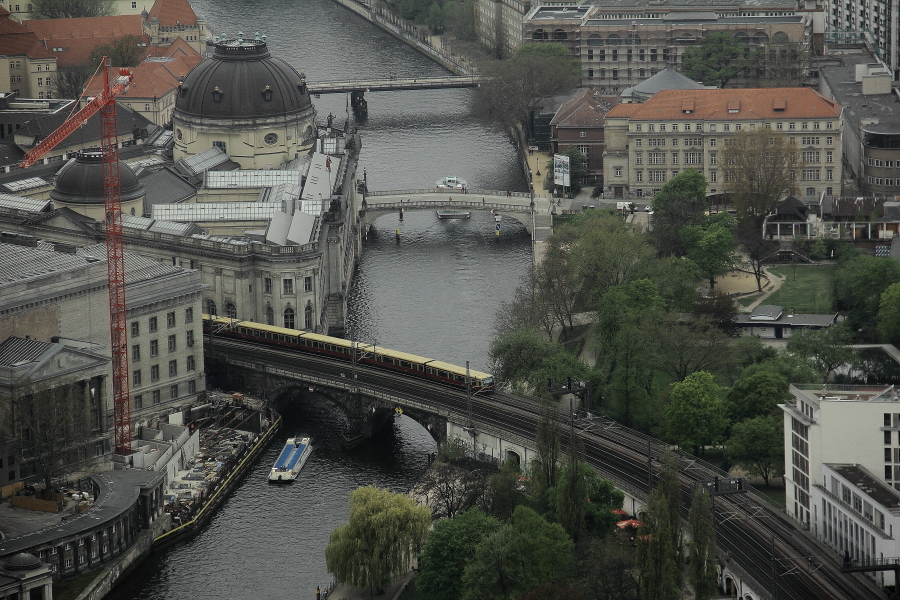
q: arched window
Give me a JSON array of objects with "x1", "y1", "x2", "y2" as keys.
[
  {"x1": 265, "y1": 306, "x2": 274, "y2": 325},
  {"x1": 606, "y1": 34, "x2": 621, "y2": 46},
  {"x1": 225, "y1": 303, "x2": 236, "y2": 319},
  {"x1": 304, "y1": 304, "x2": 313, "y2": 330},
  {"x1": 772, "y1": 31, "x2": 789, "y2": 44},
  {"x1": 283, "y1": 307, "x2": 295, "y2": 329},
  {"x1": 734, "y1": 32, "x2": 750, "y2": 45},
  {"x1": 626, "y1": 32, "x2": 640, "y2": 45},
  {"x1": 206, "y1": 299, "x2": 217, "y2": 316},
  {"x1": 532, "y1": 29, "x2": 548, "y2": 41},
  {"x1": 552, "y1": 29, "x2": 567, "y2": 41},
  {"x1": 587, "y1": 34, "x2": 603, "y2": 46},
  {"x1": 753, "y1": 32, "x2": 769, "y2": 44}
]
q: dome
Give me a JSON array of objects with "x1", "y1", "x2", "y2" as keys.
[
  {"x1": 175, "y1": 40, "x2": 312, "y2": 119},
  {"x1": 3, "y1": 553, "x2": 42, "y2": 571},
  {"x1": 50, "y1": 150, "x2": 144, "y2": 206}
]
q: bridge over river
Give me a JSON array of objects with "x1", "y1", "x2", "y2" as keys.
[{"x1": 205, "y1": 337, "x2": 885, "y2": 600}]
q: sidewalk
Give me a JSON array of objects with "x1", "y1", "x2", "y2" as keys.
[{"x1": 325, "y1": 572, "x2": 414, "y2": 600}]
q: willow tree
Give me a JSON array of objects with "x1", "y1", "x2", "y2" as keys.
[
  {"x1": 688, "y1": 487, "x2": 718, "y2": 600},
  {"x1": 325, "y1": 486, "x2": 431, "y2": 593},
  {"x1": 720, "y1": 130, "x2": 803, "y2": 220}
]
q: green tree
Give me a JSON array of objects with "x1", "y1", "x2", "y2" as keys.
[
  {"x1": 637, "y1": 452, "x2": 683, "y2": 600},
  {"x1": 485, "y1": 459, "x2": 526, "y2": 521},
  {"x1": 650, "y1": 169, "x2": 709, "y2": 256},
  {"x1": 725, "y1": 370, "x2": 788, "y2": 422},
  {"x1": 582, "y1": 536, "x2": 640, "y2": 600},
  {"x1": 31, "y1": 0, "x2": 114, "y2": 18},
  {"x1": 878, "y1": 282, "x2": 900, "y2": 344},
  {"x1": 445, "y1": 0, "x2": 476, "y2": 41},
  {"x1": 834, "y1": 254, "x2": 900, "y2": 340},
  {"x1": 681, "y1": 32, "x2": 754, "y2": 88},
  {"x1": 530, "y1": 400, "x2": 562, "y2": 511},
  {"x1": 726, "y1": 415, "x2": 784, "y2": 486},
  {"x1": 417, "y1": 508, "x2": 502, "y2": 600},
  {"x1": 471, "y1": 42, "x2": 580, "y2": 140},
  {"x1": 720, "y1": 130, "x2": 802, "y2": 220},
  {"x1": 461, "y1": 506, "x2": 573, "y2": 600},
  {"x1": 688, "y1": 488, "x2": 719, "y2": 600},
  {"x1": 89, "y1": 34, "x2": 145, "y2": 67},
  {"x1": 740, "y1": 351, "x2": 819, "y2": 386},
  {"x1": 786, "y1": 322, "x2": 855, "y2": 382},
  {"x1": 681, "y1": 212, "x2": 737, "y2": 289},
  {"x1": 665, "y1": 371, "x2": 727, "y2": 454},
  {"x1": 553, "y1": 443, "x2": 588, "y2": 540},
  {"x1": 425, "y1": 2, "x2": 447, "y2": 33},
  {"x1": 325, "y1": 486, "x2": 431, "y2": 593},
  {"x1": 737, "y1": 217, "x2": 779, "y2": 292},
  {"x1": 655, "y1": 314, "x2": 738, "y2": 383},
  {"x1": 488, "y1": 327, "x2": 558, "y2": 385}
]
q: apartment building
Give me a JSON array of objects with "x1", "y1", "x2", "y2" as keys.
[{"x1": 602, "y1": 87, "x2": 843, "y2": 200}]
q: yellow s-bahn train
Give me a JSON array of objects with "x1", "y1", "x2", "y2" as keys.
[{"x1": 203, "y1": 314, "x2": 495, "y2": 393}]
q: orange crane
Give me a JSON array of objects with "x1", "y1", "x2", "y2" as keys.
[{"x1": 20, "y1": 57, "x2": 134, "y2": 455}]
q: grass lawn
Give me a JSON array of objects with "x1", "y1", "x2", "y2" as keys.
[
  {"x1": 754, "y1": 485, "x2": 787, "y2": 508},
  {"x1": 766, "y1": 265, "x2": 835, "y2": 313},
  {"x1": 736, "y1": 293, "x2": 764, "y2": 309}
]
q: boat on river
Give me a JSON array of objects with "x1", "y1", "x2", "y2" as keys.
[
  {"x1": 436, "y1": 176, "x2": 467, "y2": 189},
  {"x1": 436, "y1": 210, "x2": 471, "y2": 219},
  {"x1": 269, "y1": 437, "x2": 312, "y2": 482}
]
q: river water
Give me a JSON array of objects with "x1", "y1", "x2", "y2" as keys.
[{"x1": 107, "y1": 2, "x2": 532, "y2": 598}]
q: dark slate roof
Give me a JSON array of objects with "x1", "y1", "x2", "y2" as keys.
[
  {"x1": 141, "y1": 167, "x2": 198, "y2": 215},
  {"x1": 735, "y1": 313, "x2": 838, "y2": 327},
  {"x1": 0, "y1": 336, "x2": 52, "y2": 367},
  {"x1": 17, "y1": 106, "x2": 157, "y2": 154},
  {"x1": 769, "y1": 196, "x2": 809, "y2": 222},
  {"x1": 630, "y1": 67, "x2": 705, "y2": 96},
  {"x1": 829, "y1": 464, "x2": 900, "y2": 509},
  {"x1": 750, "y1": 305, "x2": 783, "y2": 320}
]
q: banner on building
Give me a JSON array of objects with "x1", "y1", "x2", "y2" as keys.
[{"x1": 553, "y1": 154, "x2": 570, "y2": 186}]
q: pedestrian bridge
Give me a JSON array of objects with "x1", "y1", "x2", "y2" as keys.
[
  {"x1": 362, "y1": 190, "x2": 554, "y2": 238},
  {"x1": 308, "y1": 75, "x2": 484, "y2": 94}
]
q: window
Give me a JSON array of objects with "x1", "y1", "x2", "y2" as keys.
[
  {"x1": 165, "y1": 311, "x2": 175, "y2": 328},
  {"x1": 827, "y1": 121, "x2": 833, "y2": 129},
  {"x1": 709, "y1": 139, "x2": 717, "y2": 147},
  {"x1": 635, "y1": 124, "x2": 642, "y2": 132},
  {"x1": 186, "y1": 330, "x2": 194, "y2": 347},
  {"x1": 225, "y1": 303, "x2": 236, "y2": 319},
  {"x1": 802, "y1": 151, "x2": 820, "y2": 163},
  {"x1": 803, "y1": 169, "x2": 820, "y2": 181},
  {"x1": 134, "y1": 394, "x2": 143, "y2": 409},
  {"x1": 649, "y1": 152, "x2": 665, "y2": 165},
  {"x1": 283, "y1": 279, "x2": 294, "y2": 294},
  {"x1": 305, "y1": 304, "x2": 313, "y2": 330},
  {"x1": 580, "y1": 130, "x2": 586, "y2": 138},
  {"x1": 266, "y1": 306, "x2": 274, "y2": 325},
  {"x1": 826, "y1": 151, "x2": 833, "y2": 163},
  {"x1": 170, "y1": 384, "x2": 178, "y2": 400},
  {"x1": 168, "y1": 335, "x2": 176, "y2": 353},
  {"x1": 304, "y1": 276, "x2": 312, "y2": 292},
  {"x1": 635, "y1": 152, "x2": 643, "y2": 165},
  {"x1": 264, "y1": 277, "x2": 273, "y2": 293},
  {"x1": 671, "y1": 138, "x2": 678, "y2": 146},
  {"x1": 150, "y1": 340, "x2": 158, "y2": 357},
  {"x1": 647, "y1": 138, "x2": 665, "y2": 146},
  {"x1": 131, "y1": 344, "x2": 140, "y2": 362},
  {"x1": 131, "y1": 321, "x2": 139, "y2": 337},
  {"x1": 671, "y1": 152, "x2": 679, "y2": 164},
  {"x1": 660, "y1": 124, "x2": 666, "y2": 132},
  {"x1": 826, "y1": 169, "x2": 833, "y2": 181},
  {"x1": 149, "y1": 317, "x2": 157, "y2": 332},
  {"x1": 672, "y1": 170, "x2": 679, "y2": 178},
  {"x1": 132, "y1": 1, "x2": 136, "y2": 6},
  {"x1": 206, "y1": 299, "x2": 217, "y2": 315},
  {"x1": 187, "y1": 355, "x2": 196, "y2": 371},
  {"x1": 649, "y1": 170, "x2": 666, "y2": 183},
  {"x1": 37, "y1": 77, "x2": 42, "y2": 87},
  {"x1": 801, "y1": 137, "x2": 820, "y2": 146},
  {"x1": 635, "y1": 171, "x2": 643, "y2": 182},
  {"x1": 168, "y1": 360, "x2": 177, "y2": 377},
  {"x1": 826, "y1": 136, "x2": 834, "y2": 145},
  {"x1": 635, "y1": 139, "x2": 641, "y2": 147},
  {"x1": 152, "y1": 390, "x2": 160, "y2": 404},
  {"x1": 684, "y1": 138, "x2": 701, "y2": 146},
  {"x1": 284, "y1": 307, "x2": 295, "y2": 329},
  {"x1": 151, "y1": 365, "x2": 159, "y2": 381},
  {"x1": 806, "y1": 187, "x2": 816, "y2": 195},
  {"x1": 212, "y1": 141, "x2": 226, "y2": 153},
  {"x1": 133, "y1": 370, "x2": 141, "y2": 386},
  {"x1": 709, "y1": 152, "x2": 717, "y2": 165},
  {"x1": 614, "y1": 167, "x2": 622, "y2": 177},
  {"x1": 188, "y1": 379, "x2": 196, "y2": 394},
  {"x1": 723, "y1": 124, "x2": 730, "y2": 131},
  {"x1": 686, "y1": 152, "x2": 702, "y2": 165},
  {"x1": 709, "y1": 170, "x2": 717, "y2": 182}
]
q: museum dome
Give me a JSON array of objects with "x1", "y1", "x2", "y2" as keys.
[
  {"x1": 3, "y1": 553, "x2": 42, "y2": 571},
  {"x1": 175, "y1": 37, "x2": 312, "y2": 119},
  {"x1": 50, "y1": 150, "x2": 144, "y2": 206}
]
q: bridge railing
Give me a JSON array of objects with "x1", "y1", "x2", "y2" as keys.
[
  {"x1": 311, "y1": 75, "x2": 482, "y2": 88},
  {"x1": 364, "y1": 200, "x2": 547, "y2": 214},
  {"x1": 367, "y1": 188, "x2": 550, "y2": 199}
]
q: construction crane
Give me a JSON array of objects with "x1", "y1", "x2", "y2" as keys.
[{"x1": 20, "y1": 57, "x2": 134, "y2": 455}]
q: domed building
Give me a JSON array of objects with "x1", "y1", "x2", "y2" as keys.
[
  {"x1": 172, "y1": 35, "x2": 317, "y2": 169},
  {"x1": 0, "y1": 552, "x2": 52, "y2": 599},
  {"x1": 49, "y1": 150, "x2": 145, "y2": 220}
]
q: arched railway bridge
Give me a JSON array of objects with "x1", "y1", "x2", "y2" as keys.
[{"x1": 205, "y1": 337, "x2": 887, "y2": 600}]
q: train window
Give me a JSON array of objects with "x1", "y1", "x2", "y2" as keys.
[
  {"x1": 417, "y1": 365, "x2": 424, "y2": 372},
  {"x1": 317, "y1": 342, "x2": 325, "y2": 349},
  {"x1": 277, "y1": 335, "x2": 284, "y2": 342},
  {"x1": 401, "y1": 361, "x2": 411, "y2": 369},
  {"x1": 291, "y1": 337, "x2": 298, "y2": 344},
  {"x1": 326, "y1": 344, "x2": 334, "y2": 351},
  {"x1": 254, "y1": 330, "x2": 263, "y2": 337},
  {"x1": 438, "y1": 370, "x2": 448, "y2": 378},
  {"x1": 425, "y1": 367, "x2": 433, "y2": 375}
]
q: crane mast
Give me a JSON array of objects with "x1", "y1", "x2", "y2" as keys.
[{"x1": 20, "y1": 58, "x2": 134, "y2": 454}]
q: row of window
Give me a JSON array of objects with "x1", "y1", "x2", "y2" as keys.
[
  {"x1": 634, "y1": 122, "x2": 835, "y2": 133},
  {"x1": 867, "y1": 176, "x2": 900, "y2": 187},
  {"x1": 867, "y1": 158, "x2": 900, "y2": 168},
  {"x1": 629, "y1": 168, "x2": 833, "y2": 183},
  {"x1": 822, "y1": 498, "x2": 877, "y2": 568},
  {"x1": 132, "y1": 356, "x2": 196, "y2": 386},
  {"x1": 263, "y1": 276, "x2": 313, "y2": 295},
  {"x1": 134, "y1": 379, "x2": 197, "y2": 408},
  {"x1": 131, "y1": 331, "x2": 194, "y2": 361},
  {"x1": 131, "y1": 308, "x2": 193, "y2": 337}
]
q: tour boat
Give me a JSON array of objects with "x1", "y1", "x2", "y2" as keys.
[
  {"x1": 436, "y1": 176, "x2": 467, "y2": 189},
  {"x1": 268, "y1": 437, "x2": 312, "y2": 482},
  {"x1": 436, "y1": 210, "x2": 471, "y2": 219}
]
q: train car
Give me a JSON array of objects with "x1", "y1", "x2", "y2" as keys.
[{"x1": 202, "y1": 315, "x2": 495, "y2": 392}]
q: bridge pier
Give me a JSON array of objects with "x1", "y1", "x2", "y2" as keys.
[{"x1": 350, "y1": 90, "x2": 367, "y2": 115}]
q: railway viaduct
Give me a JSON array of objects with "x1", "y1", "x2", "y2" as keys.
[{"x1": 204, "y1": 337, "x2": 887, "y2": 600}]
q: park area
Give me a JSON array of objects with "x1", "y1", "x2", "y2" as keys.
[{"x1": 721, "y1": 264, "x2": 836, "y2": 314}]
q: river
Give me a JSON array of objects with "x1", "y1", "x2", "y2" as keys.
[{"x1": 106, "y1": 1, "x2": 532, "y2": 598}]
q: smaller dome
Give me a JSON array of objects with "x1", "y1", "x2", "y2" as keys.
[
  {"x1": 141, "y1": 7, "x2": 148, "y2": 18},
  {"x1": 4, "y1": 553, "x2": 42, "y2": 571},
  {"x1": 50, "y1": 150, "x2": 144, "y2": 206}
]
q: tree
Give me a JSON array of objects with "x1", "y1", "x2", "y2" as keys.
[
  {"x1": 787, "y1": 322, "x2": 855, "y2": 381},
  {"x1": 720, "y1": 130, "x2": 803, "y2": 220},
  {"x1": 688, "y1": 488, "x2": 719, "y2": 600},
  {"x1": 681, "y1": 32, "x2": 754, "y2": 88},
  {"x1": 553, "y1": 443, "x2": 588, "y2": 540},
  {"x1": 581, "y1": 536, "x2": 640, "y2": 600},
  {"x1": 530, "y1": 400, "x2": 562, "y2": 510},
  {"x1": 725, "y1": 370, "x2": 788, "y2": 422},
  {"x1": 655, "y1": 314, "x2": 738, "y2": 382},
  {"x1": 30, "y1": 0, "x2": 113, "y2": 18},
  {"x1": 650, "y1": 169, "x2": 709, "y2": 256},
  {"x1": 637, "y1": 452, "x2": 682, "y2": 600},
  {"x1": 471, "y1": 42, "x2": 580, "y2": 140},
  {"x1": 737, "y1": 217, "x2": 779, "y2": 292},
  {"x1": 693, "y1": 290, "x2": 738, "y2": 333},
  {"x1": 834, "y1": 254, "x2": 900, "y2": 340},
  {"x1": 681, "y1": 212, "x2": 737, "y2": 289},
  {"x1": 445, "y1": 0, "x2": 476, "y2": 41},
  {"x1": 489, "y1": 327, "x2": 558, "y2": 385},
  {"x1": 325, "y1": 486, "x2": 431, "y2": 593},
  {"x1": 493, "y1": 269, "x2": 556, "y2": 340},
  {"x1": 88, "y1": 34, "x2": 144, "y2": 67},
  {"x1": 665, "y1": 371, "x2": 727, "y2": 454},
  {"x1": 53, "y1": 65, "x2": 93, "y2": 100},
  {"x1": 726, "y1": 415, "x2": 784, "y2": 487},
  {"x1": 461, "y1": 506, "x2": 573, "y2": 600},
  {"x1": 485, "y1": 459, "x2": 526, "y2": 521},
  {"x1": 424, "y1": 2, "x2": 447, "y2": 33},
  {"x1": 536, "y1": 248, "x2": 580, "y2": 333},
  {"x1": 417, "y1": 508, "x2": 502, "y2": 600},
  {"x1": 878, "y1": 282, "x2": 900, "y2": 344},
  {"x1": 415, "y1": 460, "x2": 487, "y2": 520}
]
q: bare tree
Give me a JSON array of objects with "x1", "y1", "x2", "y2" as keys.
[
  {"x1": 415, "y1": 461, "x2": 488, "y2": 519},
  {"x1": 721, "y1": 130, "x2": 804, "y2": 220},
  {"x1": 31, "y1": 0, "x2": 114, "y2": 19},
  {"x1": 53, "y1": 66, "x2": 94, "y2": 100}
]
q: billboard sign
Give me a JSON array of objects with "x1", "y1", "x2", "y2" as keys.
[{"x1": 553, "y1": 154, "x2": 570, "y2": 186}]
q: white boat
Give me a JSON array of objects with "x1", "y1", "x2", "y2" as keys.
[
  {"x1": 268, "y1": 437, "x2": 312, "y2": 482},
  {"x1": 436, "y1": 210, "x2": 471, "y2": 219},
  {"x1": 436, "y1": 176, "x2": 467, "y2": 189}
]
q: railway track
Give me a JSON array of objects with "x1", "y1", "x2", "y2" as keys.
[{"x1": 207, "y1": 339, "x2": 884, "y2": 600}]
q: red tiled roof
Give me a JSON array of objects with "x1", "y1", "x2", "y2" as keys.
[
  {"x1": 25, "y1": 16, "x2": 147, "y2": 67},
  {"x1": 551, "y1": 89, "x2": 617, "y2": 128},
  {"x1": 606, "y1": 103, "x2": 642, "y2": 119},
  {"x1": 147, "y1": 0, "x2": 198, "y2": 27},
  {"x1": 621, "y1": 88, "x2": 842, "y2": 121},
  {"x1": 0, "y1": 13, "x2": 54, "y2": 58},
  {"x1": 143, "y1": 36, "x2": 197, "y2": 59}
]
